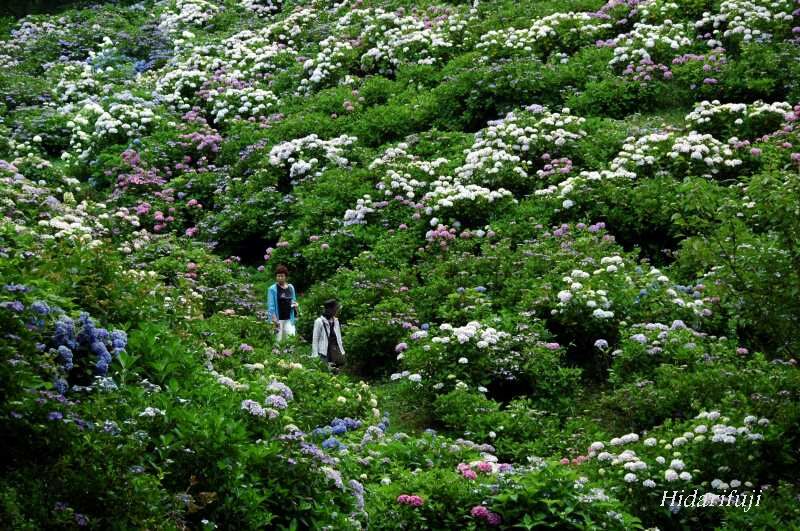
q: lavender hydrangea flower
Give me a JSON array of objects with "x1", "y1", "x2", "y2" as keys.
[
  {"x1": 265, "y1": 394, "x2": 288, "y2": 410},
  {"x1": 267, "y1": 380, "x2": 293, "y2": 401},
  {"x1": 321, "y1": 466, "x2": 344, "y2": 489},
  {"x1": 349, "y1": 479, "x2": 365, "y2": 511},
  {"x1": 241, "y1": 399, "x2": 267, "y2": 417},
  {"x1": 1, "y1": 301, "x2": 24, "y2": 312},
  {"x1": 300, "y1": 442, "x2": 336, "y2": 465},
  {"x1": 3, "y1": 283, "x2": 29, "y2": 292}
]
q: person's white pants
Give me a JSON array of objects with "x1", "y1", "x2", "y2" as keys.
[{"x1": 276, "y1": 320, "x2": 296, "y2": 342}]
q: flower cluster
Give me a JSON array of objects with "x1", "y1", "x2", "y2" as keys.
[
  {"x1": 299, "y1": 36, "x2": 354, "y2": 91},
  {"x1": 357, "y1": 7, "x2": 474, "y2": 74},
  {"x1": 343, "y1": 196, "x2": 379, "y2": 226},
  {"x1": 52, "y1": 312, "x2": 127, "y2": 381},
  {"x1": 422, "y1": 175, "x2": 514, "y2": 218},
  {"x1": 478, "y1": 12, "x2": 613, "y2": 59},
  {"x1": 267, "y1": 380, "x2": 294, "y2": 401},
  {"x1": 695, "y1": 0, "x2": 796, "y2": 48},
  {"x1": 268, "y1": 134, "x2": 357, "y2": 184},
  {"x1": 607, "y1": 21, "x2": 694, "y2": 69},
  {"x1": 396, "y1": 494, "x2": 424, "y2": 507},
  {"x1": 684, "y1": 99, "x2": 793, "y2": 138},
  {"x1": 62, "y1": 100, "x2": 157, "y2": 163},
  {"x1": 207, "y1": 85, "x2": 280, "y2": 125},
  {"x1": 159, "y1": 0, "x2": 221, "y2": 33},
  {"x1": 470, "y1": 505, "x2": 502, "y2": 526},
  {"x1": 241, "y1": 399, "x2": 278, "y2": 419},
  {"x1": 454, "y1": 105, "x2": 587, "y2": 192},
  {"x1": 587, "y1": 411, "x2": 771, "y2": 492},
  {"x1": 240, "y1": 0, "x2": 282, "y2": 16}
]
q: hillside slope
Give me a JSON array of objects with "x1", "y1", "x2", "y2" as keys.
[{"x1": 2, "y1": 0, "x2": 800, "y2": 528}]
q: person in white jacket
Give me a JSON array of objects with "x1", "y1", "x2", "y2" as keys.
[{"x1": 312, "y1": 299, "x2": 345, "y2": 367}]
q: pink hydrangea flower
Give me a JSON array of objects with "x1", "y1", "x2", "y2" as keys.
[
  {"x1": 471, "y1": 506, "x2": 489, "y2": 518},
  {"x1": 397, "y1": 494, "x2": 423, "y2": 506}
]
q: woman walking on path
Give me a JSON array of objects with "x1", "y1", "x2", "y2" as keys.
[
  {"x1": 312, "y1": 299, "x2": 345, "y2": 369},
  {"x1": 266, "y1": 264, "x2": 299, "y2": 342}
]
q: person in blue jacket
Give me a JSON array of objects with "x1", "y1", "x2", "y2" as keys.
[{"x1": 266, "y1": 264, "x2": 299, "y2": 342}]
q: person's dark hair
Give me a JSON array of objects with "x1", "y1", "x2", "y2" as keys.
[
  {"x1": 322, "y1": 299, "x2": 339, "y2": 318},
  {"x1": 275, "y1": 264, "x2": 289, "y2": 276}
]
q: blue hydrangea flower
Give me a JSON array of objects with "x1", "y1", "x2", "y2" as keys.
[
  {"x1": 92, "y1": 341, "x2": 112, "y2": 375},
  {"x1": 54, "y1": 315, "x2": 78, "y2": 350},
  {"x1": 77, "y1": 312, "x2": 97, "y2": 346},
  {"x1": 95, "y1": 328, "x2": 110, "y2": 343},
  {"x1": 321, "y1": 437, "x2": 340, "y2": 450},
  {"x1": 57, "y1": 346, "x2": 74, "y2": 370},
  {"x1": 343, "y1": 418, "x2": 361, "y2": 430},
  {"x1": 312, "y1": 426, "x2": 332, "y2": 438},
  {"x1": 110, "y1": 330, "x2": 127, "y2": 352},
  {"x1": 31, "y1": 301, "x2": 50, "y2": 315},
  {"x1": 54, "y1": 379, "x2": 68, "y2": 395}
]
